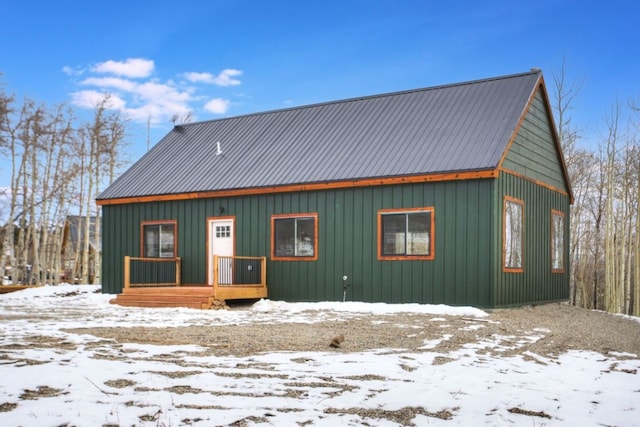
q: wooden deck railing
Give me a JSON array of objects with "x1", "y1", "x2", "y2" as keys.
[
  {"x1": 121, "y1": 255, "x2": 267, "y2": 300},
  {"x1": 213, "y1": 255, "x2": 268, "y2": 300},
  {"x1": 124, "y1": 256, "x2": 181, "y2": 288}
]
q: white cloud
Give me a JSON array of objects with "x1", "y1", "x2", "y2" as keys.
[
  {"x1": 62, "y1": 65, "x2": 84, "y2": 77},
  {"x1": 183, "y1": 72, "x2": 215, "y2": 83},
  {"x1": 68, "y1": 58, "x2": 239, "y2": 125},
  {"x1": 70, "y1": 90, "x2": 127, "y2": 110},
  {"x1": 183, "y1": 69, "x2": 242, "y2": 86},
  {"x1": 204, "y1": 98, "x2": 230, "y2": 114},
  {"x1": 80, "y1": 77, "x2": 137, "y2": 92},
  {"x1": 213, "y1": 69, "x2": 242, "y2": 86},
  {"x1": 92, "y1": 58, "x2": 155, "y2": 78}
]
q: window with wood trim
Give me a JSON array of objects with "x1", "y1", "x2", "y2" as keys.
[
  {"x1": 551, "y1": 210, "x2": 565, "y2": 272},
  {"x1": 503, "y1": 197, "x2": 524, "y2": 272},
  {"x1": 142, "y1": 221, "x2": 177, "y2": 258},
  {"x1": 378, "y1": 208, "x2": 434, "y2": 260},
  {"x1": 271, "y1": 213, "x2": 318, "y2": 261}
]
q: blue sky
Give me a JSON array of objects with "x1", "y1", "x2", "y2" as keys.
[{"x1": 1, "y1": 0, "x2": 638, "y2": 177}]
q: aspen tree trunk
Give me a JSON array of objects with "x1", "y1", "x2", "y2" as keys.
[
  {"x1": 618, "y1": 149, "x2": 627, "y2": 314},
  {"x1": 592, "y1": 152, "x2": 607, "y2": 310},
  {"x1": 81, "y1": 97, "x2": 108, "y2": 284},
  {"x1": 0, "y1": 90, "x2": 14, "y2": 275},
  {"x1": 632, "y1": 185, "x2": 640, "y2": 317},
  {"x1": 51, "y1": 120, "x2": 76, "y2": 285},
  {"x1": 81, "y1": 132, "x2": 94, "y2": 284},
  {"x1": 47, "y1": 147, "x2": 65, "y2": 285},
  {"x1": 623, "y1": 147, "x2": 634, "y2": 314},
  {"x1": 90, "y1": 147, "x2": 100, "y2": 284},
  {"x1": 604, "y1": 109, "x2": 618, "y2": 313},
  {"x1": 48, "y1": 116, "x2": 71, "y2": 284},
  {"x1": 633, "y1": 148, "x2": 640, "y2": 316},
  {"x1": 38, "y1": 109, "x2": 58, "y2": 284},
  {"x1": 28, "y1": 110, "x2": 42, "y2": 285},
  {"x1": 17, "y1": 163, "x2": 27, "y2": 284},
  {"x1": 625, "y1": 215, "x2": 633, "y2": 314},
  {"x1": 2, "y1": 100, "x2": 21, "y2": 282},
  {"x1": 74, "y1": 139, "x2": 86, "y2": 283},
  {"x1": 17, "y1": 107, "x2": 36, "y2": 285},
  {"x1": 551, "y1": 61, "x2": 583, "y2": 305}
]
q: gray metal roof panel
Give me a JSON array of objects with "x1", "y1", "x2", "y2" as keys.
[{"x1": 98, "y1": 71, "x2": 542, "y2": 200}]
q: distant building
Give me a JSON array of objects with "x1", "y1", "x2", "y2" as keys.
[{"x1": 62, "y1": 215, "x2": 100, "y2": 283}]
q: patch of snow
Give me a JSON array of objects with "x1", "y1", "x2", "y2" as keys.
[
  {"x1": 0, "y1": 284, "x2": 637, "y2": 427},
  {"x1": 251, "y1": 298, "x2": 489, "y2": 317}
]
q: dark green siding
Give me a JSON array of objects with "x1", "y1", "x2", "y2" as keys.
[
  {"x1": 494, "y1": 172, "x2": 570, "y2": 306},
  {"x1": 501, "y1": 89, "x2": 569, "y2": 194},
  {"x1": 102, "y1": 179, "x2": 496, "y2": 306},
  {"x1": 492, "y1": 86, "x2": 571, "y2": 306}
]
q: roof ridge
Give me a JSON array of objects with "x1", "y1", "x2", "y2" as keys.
[{"x1": 175, "y1": 70, "x2": 541, "y2": 129}]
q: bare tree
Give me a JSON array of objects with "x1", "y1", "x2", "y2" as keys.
[
  {"x1": 635, "y1": 144, "x2": 640, "y2": 316},
  {"x1": 75, "y1": 95, "x2": 127, "y2": 283},
  {"x1": 604, "y1": 103, "x2": 620, "y2": 313},
  {"x1": 630, "y1": 101, "x2": 640, "y2": 316},
  {"x1": 1, "y1": 79, "x2": 128, "y2": 287},
  {"x1": 0, "y1": 85, "x2": 15, "y2": 273},
  {"x1": 551, "y1": 60, "x2": 585, "y2": 305},
  {"x1": 601, "y1": 102, "x2": 639, "y2": 315}
]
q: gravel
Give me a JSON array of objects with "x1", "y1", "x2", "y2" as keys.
[{"x1": 66, "y1": 302, "x2": 640, "y2": 359}]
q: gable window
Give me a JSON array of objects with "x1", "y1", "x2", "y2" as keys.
[
  {"x1": 378, "y1": 208, "x2": 434, "y2": 260},
  {"x1": 503, "y1": 197, "x2": 524, "y2": 272},
  {"x1": 142, "y1": 221, "x2": 176, "y2": 258},
  {"x1": 551, "y1": 210, "x2": 565, "y2": 272},
  {"x1": 271, "y1": 213, "x2": 318, "y2": 261}
]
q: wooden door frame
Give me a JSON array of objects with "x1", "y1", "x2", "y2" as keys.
[{"x1": 206, "y1": 216, "x2": 236, "y2": 285}]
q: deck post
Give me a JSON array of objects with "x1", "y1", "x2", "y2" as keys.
[
  {"x1": 261, "y1": 256, "x2": 267, "y2": 287},
  {"x1": 175, "y1": 257, "x2": 181, "y2": 286},
  {"x1": 213, "y1": 255, "x2": 219, "y2": 291},
  {"x1": 124, "y1": 256, "x2": 131, "y2": 289}
]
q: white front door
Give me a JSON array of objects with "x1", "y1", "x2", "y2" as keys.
[{"x1": 208, "y1": 218, "x2": 234, "y2": 285}]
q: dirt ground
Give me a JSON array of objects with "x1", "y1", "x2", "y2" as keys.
[
  {"x1": 66, "y1": 302, "x2": 640, "y2": 360},
  {"x1": 2, "y1": 294, "x2": 639, "y2": 426}
]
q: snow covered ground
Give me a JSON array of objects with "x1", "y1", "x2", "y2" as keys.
[{"x1": 0, "y1": 284, "x2": 638, "y2": 426}]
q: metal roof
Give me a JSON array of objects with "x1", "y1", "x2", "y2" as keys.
[{"x1": 98, "y1": 71, "x2": 542, "y2": 200}]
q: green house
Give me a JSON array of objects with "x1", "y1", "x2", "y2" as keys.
[{"x1": 97, "y1": 70, "x2": 572, "y2": 308}]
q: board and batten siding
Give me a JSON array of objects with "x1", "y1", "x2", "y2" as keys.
[
  {"x1": 102, "y1": 179, "x2": 496, "y2": 306},
  {"x1": 491, "y1": 85, "x2": 571, "y2": 306},
  {"x1": 494, "y1": 170, "x2": 570, "y2": 307},
  {"x1": 501, "y1": 89, "x2": 569, "y2": 194}
]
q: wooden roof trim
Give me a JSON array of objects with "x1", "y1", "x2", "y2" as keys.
[
  {"x1": 96, "y1": 169, "x2": 498, "y2": 206},
  {"x1": 496, "y1": 74, "x2": 541, "y2": 173},
  {"x1": 500, "y1": 168, "x2": 570, "y2": 198},
  {"x1": 535, "y1": 75, "x2": 574, "y2": 204},
  {"x1": 496, "y1": 74, "x2": 574, "y2": 204}
]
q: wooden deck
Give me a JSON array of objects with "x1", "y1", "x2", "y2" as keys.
[
  {"x1": 111, "y1": 286, "x2": 219, "y2": 309},
  {"x1": 110, "y1": 255, "x2": 268, "y2": 309},
  {"x1": 109, "y1": 284, "x2": 268, "y2": 309},
  {"x1": 0, "y1": 285, "x2": 35, "y2": 294}
]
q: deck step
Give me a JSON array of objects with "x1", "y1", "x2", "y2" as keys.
[
  {"x1": 110, "y1": 298, "x2": 207, "y2": 309},
  {"x1": 120, "y1": 286, "x2": 215, "y2": 296},
  {"x1": 110, "y1": 288, "x2": 228, "y2": 309},
  {"x1": 110, "y1": 285, "x2": 259, "y2": 309}
]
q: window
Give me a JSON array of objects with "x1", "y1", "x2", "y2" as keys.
[
  {"x1": 378, "y1": 208, "x2": 434, "y2": 260},
  {"x1": 271, "y1": 213, "x2": 318, "y2": 261},
  {"x1": 142, "y1": 221, "x2": 176, "y2": 258},
  {"x1": 504, "y1": 197, "x2": 524, "y2": 271},
  {"x1": 551, "y1": 210, "x2": 565, "y2": 272},
  {"x1": 215, "y1": 224, "x2": 231, "y2": 238}
]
